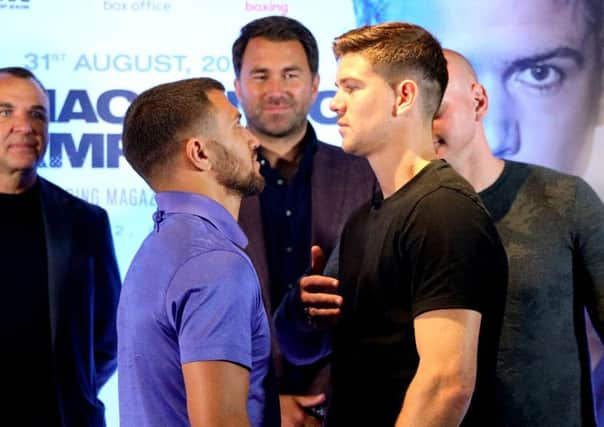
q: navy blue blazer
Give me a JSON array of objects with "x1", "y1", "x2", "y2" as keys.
[
  {"x1": 39, "y1": 177, "x2": 121, "y2": 427},
  {"x1": 239, "y1": 137, "x2": 376, "y2": 393}
]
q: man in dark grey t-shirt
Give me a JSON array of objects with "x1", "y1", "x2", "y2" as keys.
[{"x1": 433, "y1": 49, "x2": 604, "y2": 427}]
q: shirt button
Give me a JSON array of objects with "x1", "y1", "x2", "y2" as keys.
[
  {"x1": 287, "y1": 283, "x2": 294, "y2": 289},
  {"x1": 260, "y1": 159, "x2": 266, "y2": 166},
  {"x1": 277, "y1": 179, "x2": 284, "y2": 185},
  {"x1": 286, "y1": 246, "x2": 293, "y2": 253},
  {"x1": 285, "y1": 209, "x2": 292, "y2": 216}
]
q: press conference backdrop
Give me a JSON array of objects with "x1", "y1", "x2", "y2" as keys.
[{"x1": 1, "y1": 1, "x2": 602, "y2": 426}]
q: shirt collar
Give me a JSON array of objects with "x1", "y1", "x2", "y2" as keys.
[
  {"x1": 154, "y1": 191, "x2": 248, "y2": 248},
  {"x1": 257, "y1": 122, "x2": 318, "y2": 179}
]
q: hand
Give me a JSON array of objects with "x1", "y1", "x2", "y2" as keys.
[
  {"x1": 299, "y1": 246, "x2": 342, "y2": 328},
  {"x1": 280, "y1": 394, "x2": 326, "y2": 427}
]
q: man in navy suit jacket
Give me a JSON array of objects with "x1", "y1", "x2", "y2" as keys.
[
  {"x1": 0, "y1": 66, "x2": 120, "y2": 426},
  {"x1": 233, "y1": 16, "x2": 376, "y2": 426}
]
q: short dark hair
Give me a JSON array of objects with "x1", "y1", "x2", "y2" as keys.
[
  {"x1": 122, "y1": 77, "x2": 225, "y2": 183},
  {"x1": 584, "y1": 0, "x2": 604, "y2": 66},
  {"x1": 232, "y1": 15, "x2": 319, "y2": 78},
  {"x1": 585, "y1": 0, "x2": 604, "y2": 33},
  {"x1": 333, "y1": 22, "x2": 448, "y2": 120},
  {"x1": 0, "y1": 66, "x2": 46, "y2": 92}
]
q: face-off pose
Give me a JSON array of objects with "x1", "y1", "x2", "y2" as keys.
[
  {"x1": 118, "y1": 77, "x2": 279, "y2": 427},
  {"x1": 276, "y1": 22, "x2": 508, "y2": 427}
]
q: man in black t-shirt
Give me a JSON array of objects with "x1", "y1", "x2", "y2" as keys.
[{"x1": 276, "y1": 23, "x2": 508, "y2": 426}]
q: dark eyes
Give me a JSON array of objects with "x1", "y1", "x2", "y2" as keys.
[
  {"x1": 250, "y1": 71, "x2": 301, "y2": 81},
  {"x1": 511, "y1": 64, "x2": 564, "y2": 93},
  {"x1": 31, "y1": 110, "x2": 48, "y2": 121},
  {"x1": 0, "y1": 109, "x2": 48, "y2": 122}
]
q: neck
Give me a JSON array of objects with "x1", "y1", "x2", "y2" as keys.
[
  {"x1": 217, "y1": 192, "x2": 241, "y2": 220},
  {"x1": 153, "y1": 173, "x2": 242, "y2": 220},
  {"x1": 254, "y1": 122, "x2": 308, "y2": 179},
  {"x1": 446, "y1": 134, "x2": 505, "y2": 193},
  {"x1": 368, "y1": 129, "x2": 436, "y2": 198},
  {"x1": 0, "y1": 170, "x2": 38, "y2": 194}
]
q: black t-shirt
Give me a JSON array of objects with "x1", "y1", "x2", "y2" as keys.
[{"x1": 328, "y1": 160, "x2": 508, "y2": 426}]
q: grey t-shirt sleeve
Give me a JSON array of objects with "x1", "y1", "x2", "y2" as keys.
[{"x1": 574, "y1": 177, "x2": 604, "y2": 340}]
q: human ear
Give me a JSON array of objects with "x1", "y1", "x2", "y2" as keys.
[
  {"x1": 185, "y1": 137, "x2": 212, "y2": 171},
  {"x1": 395, "y1": 80, "x2": 417, "y2": 116},
  {"x1": 472, "y1": 83, "x2": 489, "y2": 120}
]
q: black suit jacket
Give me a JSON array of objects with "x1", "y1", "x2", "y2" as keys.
[{"x1": 39, "y1": 177, "x2": 121, "y2": 427}]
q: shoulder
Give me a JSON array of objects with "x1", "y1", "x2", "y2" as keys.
[
  {"x1": 39, "y1": 176, "x2": 108, "y2": 220},
  {"x1": 433, "y1": 160, "x2": 480, "y2": 195},
  {"x1": 511, "y1": 161, "x2": 582, "y2": 189},
  {"x1": 416, "y1": 186, "x2": 490, "y2": 230},
  {"x1": 404, "y1": 167, "x2": 496, "y2": 240},
  {"x1": 158, "y1": 215, "x2": 254, "y2": 271},
  {"x1": 404, "y1": 161, "x2": 486, "y2": 218},
  {"x1": 182, "y1": 248, "x2": 257, "y2": 288},
  {"x1": 166, "y1": 248, "x2": 261, "y2": 313},
  {"x1": 509, "y1": 161, "x2": 599, "y2": 208}
]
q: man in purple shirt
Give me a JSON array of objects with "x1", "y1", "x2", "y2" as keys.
[{"x1": 117, "y1": 77, "x2": 279, "y2": 426}]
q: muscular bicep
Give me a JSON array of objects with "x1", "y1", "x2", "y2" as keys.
[
  {"x1": 182, "y1": 360, "x2": 251, "y2": 427},
  {"x1": 414, "y1": 309, "x2": 481, "y2": 382},
  {"x1": 395, "y1": 312, "x2": 481, "y2": 426}
]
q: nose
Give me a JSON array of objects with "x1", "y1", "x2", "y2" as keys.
[
  {"x1": 329, "y1": 90, "x2": 345, "y2": 115},
  {"x1": 12, "y1": 111, "x2": 34, "y2": 134},
  {"x1": 265, "y1": 75, "x2": 287, "y2": 96},
  {"x1": 481, "y1": 79, "x2": 520, "y2": 157}
]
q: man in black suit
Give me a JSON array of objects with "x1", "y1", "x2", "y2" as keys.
[{"x1": 0, "y1": 66, "x2": 121, "y2": 427}]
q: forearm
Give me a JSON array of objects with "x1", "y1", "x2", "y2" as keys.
[
  {"x1": 189, "y1": 408, "x2": 250, "y2": 427},
  {"x1": 183, "y1": 361, "x2": 251, "y2": 427},
  {"x1": 395, "y1": 367, "x2": 474, "y2": 427}
]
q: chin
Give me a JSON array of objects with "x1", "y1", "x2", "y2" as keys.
[{"x1": 341, "y1": 139, "x2": 358, "y2": 155}]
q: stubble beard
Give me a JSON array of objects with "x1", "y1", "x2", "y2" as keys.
[
  {"x1": 221, "y1": 169, "x2": 265, "y2": 197},
  {"x1": 210, "y1": 141, "x2": 265, "y2": 197}
]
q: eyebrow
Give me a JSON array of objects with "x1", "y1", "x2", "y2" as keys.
[
  {"x1": 250, "y1": 65, "x2": 303, "y2": 74},
  {"x1": 510, "y1": 47, "x2": 585, "y2": 70},
  {"x1": 32, "y1": 105, "x2": 48, "y2": 114},
  {"x1": 282, "y1": 66, "x2": 302, "y2": 73},
  {"x1": 334, "y1": 77, "x2": 362, "y2": 87}
]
